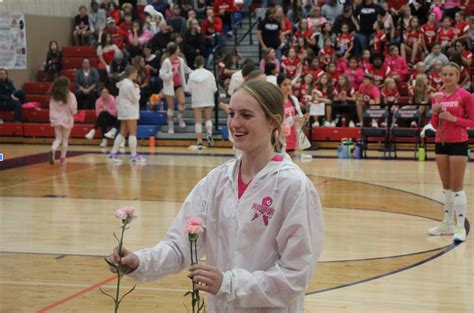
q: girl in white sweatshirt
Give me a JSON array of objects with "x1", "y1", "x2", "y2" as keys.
[
  {"x1": 188, "y1": 55, "x2": 217, "y2": 149},
  {"x1": 108, "y1": 81, "x2": 324, "y2": 312}
]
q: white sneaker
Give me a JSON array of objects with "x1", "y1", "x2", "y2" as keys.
[
  {"x1": 0, "y1": 119, "x2": 4, "y2": 124},
  {"x1": 206, "y1": 132, "x2": 214, "y2": 146},
  {"x1": 168, "y1": 126, "x2": 175, "y2": 134},
  {"x1": 99, "y1": 138, "x2": 107, "y2": 147},
  {"x1": 85, "y1": 129, "x2": 95, "y2": 140},
  {"x1": 178, "y1": 117, "x2": 186, "y2": 128},
  {"x1": 323, "y1": 120, "x2": 331, "y2": 127},
  {"x1": 428, "y1": 222, "x2": 455, "y2": 236},
  {"x1": 312, "y1": 121, "x2": 320, "y2": 127},
  {"x1": 356, "y1": 122, "x2": 363, "y2": 127},
  {"x1": 371, "y1": 119, "x2": 379, "y2": 128},
  {"x1": 330, "y1": 121, "x2": 336, "y2": 127},
  {"x1": 349, "y1": 121, "x2": 355, "y2": 128},
  {"x1": 104, "y1": 128, "x2": 117, "y2": 139},
  {"x1": 452, "y1": 226, "x2": 466, "y2": 242}
]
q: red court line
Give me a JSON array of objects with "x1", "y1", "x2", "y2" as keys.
[
  {"x1": 36, "y1": 275, "x2": 117, "y2": 312},
  {"x1": 316, "y1": 179, "x2": 330, "y2": 187}
]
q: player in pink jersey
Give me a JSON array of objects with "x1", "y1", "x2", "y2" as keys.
[{"x1": 428, "y1": 63, "x2": 474, "y2": 242}]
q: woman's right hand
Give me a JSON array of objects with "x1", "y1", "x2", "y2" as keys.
[
  {"x1": 431, "y1": 102, "x2": 442, "y2": 114},
  {"x1": 108, "y1": 246, "x2": 140, "y2": 274}
]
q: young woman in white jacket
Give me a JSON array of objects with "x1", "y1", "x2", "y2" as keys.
[
  {"x1": 188, "y1": 55, "x2": 217, "y2": 149},
  {"x1": 108, "y1": 81, "x2": 324, "y2": 312},
  {"x1": 160, "y1": 42, "x2": 192, "y2": 134},
  {"x1": 109, "y1": 65, "x2": 145, "y2": 163}
]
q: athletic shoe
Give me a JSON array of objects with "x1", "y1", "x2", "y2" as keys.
[
  {"x1": 85, "y1": 129, "x2": 95, "y2": 140},
  {"x1": 356, "y1": 122, "x2": 363, "y2": 127},
  {"x1": 168, "y1": 127, "x2": 175, "y2": 134},
  {"x1": 452, "y1": 226, "x2": 466, "y2": 242},
  {"x1": 312, "y1": 121, "x2": 320, "y2": 127},
  {"x1": 48, "y1": 150, "x2": 55, "y2": 165},
  {"x1": 323, "y1": 120, "x2": 331, "y2": 127},
  {"x1": 104, "y1": 128, "x2": 117, "y2": 139},
  {"x1": 108, "y1": 152, "x2": 122, "y2": 163},
  {"x1": 99, "y1": 138, "x2": 107, "y2": 147},
  {"x1": 427, "y1": 222, "x2": 455, "y2": 236},
  {"x1": 410, "y1": 121, "x2": 418, "y2": 128},
  {"x1": 197, "y1": 143, "x2": 204, "y2": 150},
  {"x1": 349, "y1": 121, "x2": 355, "y2": 128},
  {"x1": 60, "y1": 158, "x2": 66, "y2": 166},
  {"x1": 329, "y1": 121, "x2": 336, "y2": 127},
  {"x1": 179, "y1": 117, "x2": 186, "y2": 128},
  {"x1": 0, "y1": 119, "x2": 4, "y2": 124},
  {"x1": 130, "y1": 154, "x2": 146, "y2": 164},
  {"x1": 371, "y1": 119, "x2": 379, "y2": 128},
  {"x1": 206, "y1": 133, "x2": 214, "y2": 146}
]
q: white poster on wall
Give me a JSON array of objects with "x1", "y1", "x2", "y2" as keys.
[{"x1": 0, "y1": 11, "x2": 27, "y2": 69}]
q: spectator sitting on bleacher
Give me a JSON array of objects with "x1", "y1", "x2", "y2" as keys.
[
  {"x1": 368, "y1": 53, "x2": 390, "y2": 89},
  {"x1": 264, "y1": 63, "x2": 278, "y2": 86},
  {"x1": 97, "y1": 32, "x2": 121, "y2": 75},
  {"x1": 344, "y1": 56, "x2": 364, "y2": 90},
  {"x1": 108, "y1": 51, "x2": 129, "y2": 95},
  {"x1": 132, "y1": 56, "x2": 150, "y2": 110},
  {"x1": 354, "y1": 0, "x2": 384, "y2": 51},
  {"x1": 424, "y1": 43, "x2": 449, "y2": 72},
  {"x1": 107, "y1": 2, "x2": 121, "y2": 24},
  {"x1": 88, "y1": 1, "x2": 107, "y2": 46},
  {"x1": 147, "y1": 0, "x2": 170, "y2": 16},
  {"x1": 121, "y1": 2, "x2": 139, "y2": 21},
  {"x1": 259, "y1": 47, "x2": 281, "y2": 73},
  {"x1": 168, "y1": 4, "x2": 187, "y2": 36},
  {"x1": 313, "y1": 73, "x2": 335, "y2": 127},
  {"x1": 213, "y1": 0, "x2": 237, "y2": 36},
  {"x1": 128, "y1": 19, "x2": 153, "y2": 59},
  {"x1": 455, "y1": 40, "x2": 472, "y2": 68},
  {"x1": 201, "y1": 8, "x2": 223, "y2": 55},
  {"x1": 73, "y1": 5, "x2": 92, "y2": 46},
  {"x1": 43, "y1": 41, "x2": 62, "y2": 82},
  {"x1": 119, "y1": 13, "x2": 134, "y2": 33},
  {"x1": 0, "y1": 68, "x2": 24, "y2": 122},
  {"x1": 75, "y1": 58, "x2": 100, "y2": 110},
  {"x1": 380, "y1": 76, "x2": 400, "y2": 127},
  {"x1": 85, "y1": 86, "x2": 119, "y2": 147},
  {"x1": 104, "y1": 17, "x2": 128, "y2": 50},
  {"x1": 356, "y1": 73, "x2": 381, "y2": 127},
  {"x1": 409, "y1": 74, "x2": 430, "y2": 127},
  {"x1": 182, "y1": 18, "x2": 206, "y2": 70},
  {"x1": 228, "y1": 59, "x2": 256, "y2": 96},
  {"x1": 143, "y1": 4, "x2": 164, "y2": 34},
  {"x1": 333, "y1": 73, "x2": 357, "y2": 127},
  {"x1": 322, "y1": 0, "x2": 344, "y2": 23},
  {"x1": 143, "y1": 44, "x2": 162, "y2": 96},
  {"x1": 151, "y1": 21, "x2": 172, "y2": 55}
]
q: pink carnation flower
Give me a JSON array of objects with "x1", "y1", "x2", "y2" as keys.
[
  {"x1": 115, "y1": 206, "x2": 137, "y2": 222},
  {"x1": 185, "y1": 217, "x2": 204, "y2": 234}
]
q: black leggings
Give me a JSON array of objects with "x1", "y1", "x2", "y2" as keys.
[{"x1": 94, "y1": 111, "x2": 119, "y2": 137}]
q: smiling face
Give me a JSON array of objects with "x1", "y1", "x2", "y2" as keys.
[
  {"x1": 227, "y1": 89, "x2": 277, "y2": 154},
  {"x1": 441, "y1": 65, "x2": 459, "y2": 89},
  {"x1": 278, "y1": 78, "x2": 292, "y2": 97}
]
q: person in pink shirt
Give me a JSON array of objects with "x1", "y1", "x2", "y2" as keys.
[
  {"x1": 84, "y1": 87, "x2": 118, "y2": 147},
  {"x1": 344, "y1": 56, "x2": 365, "y2": 90},
  {"x1": 48, "y1": 77, "x2": 78, "y2": 166},
  {"x1": 356, "y1": 74, "x2": 381, "y2": 126},
  {"x1": 428, "y1": 63, "x2": 474, "y2": 243},
  {"x1": 128, "y1": 20, "x2": 153, "y2": 59},
  {"x1": 385, "y1": 45, "x2": 409, "y2": 82}
]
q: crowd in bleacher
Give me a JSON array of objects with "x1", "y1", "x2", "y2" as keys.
[{"x1": 1, "y1": 0, "x2": 473, "y2": 132}]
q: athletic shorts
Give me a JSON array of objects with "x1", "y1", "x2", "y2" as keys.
[{"x1": 435, "y1": 141, "x2": 469, "y2": 156}]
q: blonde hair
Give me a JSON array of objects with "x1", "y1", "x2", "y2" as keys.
[
  {"x1": 384, "y1": 77, "x2": 396, "y2": 89},
  {"x1": 238, "y1": 81, "x2": 285, "y2": 152},
  {"x1": 414, "y1": 74, "x2": 429, "y2": 104}
]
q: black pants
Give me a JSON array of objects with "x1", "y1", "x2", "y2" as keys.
[
  {"x1": 94, "y1": 111, "x2": 119, "y2": 137},
  {"x1": 76, "y1": 90, "x2": 98, "y2": 110}
]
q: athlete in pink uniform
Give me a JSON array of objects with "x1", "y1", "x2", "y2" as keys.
[{"x1": 428, "y1": 63, "x2": 474, "y2": 242}]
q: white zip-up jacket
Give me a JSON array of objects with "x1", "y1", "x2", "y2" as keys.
[
  {"x1": 160, "y1": 57, "x2": 192, "y2": 96},
  {"x1": 128, "y1": 154, "x2": 324, "y2": 312},
  {"x1": 188, "y1": 67, "x2": 217, "y2": 108},
  {"x1": 116, "y1": 78, "x2": 140, "y2": 120}
]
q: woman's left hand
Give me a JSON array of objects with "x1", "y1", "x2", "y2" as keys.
[
  {"x1": 188, "y1": 264, "x2": 223, "y2": 295},
  {"x1": 438, "y1": 111, "x2": 457, "y2": 123}
]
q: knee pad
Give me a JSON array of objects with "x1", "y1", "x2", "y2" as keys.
[
  {"x1": 205, "y1": 119, "x2": 213, "y2": 129},
  {"x1": 195, "y1": 123, "x2": 203, "y2": 133},
  {"x1": 167, "y1": 109, "x2": 174, "y2": 117}
]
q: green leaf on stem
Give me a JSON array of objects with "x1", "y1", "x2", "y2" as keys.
[
  {"x1": 118, "y1": 285, "x2": 136, "y2": 305},
  {"x1": 104, "y1": 257, "x2": 119, "y2": 270}
]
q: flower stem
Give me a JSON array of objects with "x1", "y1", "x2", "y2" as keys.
[{"x1": 115, "y1": 220, "x2": 127, "y2": 313}]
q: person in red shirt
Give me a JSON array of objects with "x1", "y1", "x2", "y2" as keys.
[
  {"x1": 310, "y1": 57, "x2": 324, "y2": 83},
  {"x1": 327, "y1": 62, "x2": 340, "y2": 87},
  {"x1": 295, "y1": 20, "x2": 316, "y2": 48},
  {"x1": 421, "y1": 12, "x2": 438, "y2": 55},
  {"x1": 453, "y1": 10, "x2": 469, "y2": 44},
  {"x1": 213, "y1": 0, "x2": 236, "y2": 36},
  {"x1": 312, "y1": 73, "x2": 334, "y2": 127},
  {"x1": 385, "y1": 45, "x2": 409, "y2": 82},
  {"x1": 356, "y1": 74, "x2": 381, "y2": 126},
  {"x1": 282, "y1": 47, "x2": 300, "y2": 78},
  {"x1": 119, "y1": 14, "x2": 133, "y2": 34},
  {"x1": 401, "y1": 16, "x2": 422, "y2": 66},
  {"x1": 106, "y1": 2, "x2": 121, "y2": 25},
  {"x1": 455, "y1": 40, "x2": 472, "y2": 68},
  {"x1": 359, "y1": 49, "x2": 372, "y2": 72},
  {"x1": 333, "y1": 74, "x2": 357, "y2": 127},
  {"x1": 336, "y1": 23, "x2": 354, "y2": 58},
  {"x1": 105, "y1": 17, "x2": 128, "y2": 50},
  {"x1": 371, "y1": 20, "x2": 386, "y2": 55},
  {"x1": 428, "y1": 60, "x2": 444, "y2": 92},
  {"x1": 201, "y1": 8, "x2": 223, "y2": 49},
  {"x1": 437, "y1": 17, "x2": 456, "y2": 52},
  {"x1": 368, "y1": 54, "x2": 391, "y2": 89},
  {"x1": 275, "y1": 5, "x2": 292, "y2": 42},
  {"x1": 319, "y1": 38, "x2": 335, "y2": 67},
  {"x1": 344, "y1": 56, "x2": 365, "y2": 90},
  {"x1": 428, "y1": 63, "x2": 474, "y2": 243},
  {"x1": 380, "y1": 77, "x2": 400, "y2": 127}
]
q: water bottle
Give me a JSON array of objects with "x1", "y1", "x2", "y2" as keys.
[
  {"x1": 337, "y1": 145, "x2": 344, "y2": 158},
  {"x1": 418, "y1": 147, "x2": 425, "y2": 161},
  {"x1": 468, "y1": 149, "x2": 471, "y2": 161},
  {"x1": 353, "y1": 142, "x2": 362, "y2": 159}
]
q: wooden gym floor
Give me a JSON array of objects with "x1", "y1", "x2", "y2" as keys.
[{"x1": 0, "y1": 144, "x2": 472, "y2": 313}]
